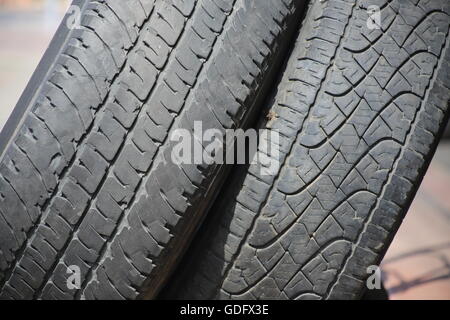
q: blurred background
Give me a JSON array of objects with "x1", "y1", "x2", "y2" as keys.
[{"x1": 0, "y1": 0, "x2": 449, "y2": 300}]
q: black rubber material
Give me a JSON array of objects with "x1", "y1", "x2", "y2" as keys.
[
  {"x1": 163, "y1": 0, "x2": 450, "y2": 300},
  {"x1": 0, "y1": 0, "x2": 306, "y2": 300}
]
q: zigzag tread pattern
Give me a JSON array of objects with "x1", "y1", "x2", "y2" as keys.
[{"x1": 165, "y1": 0, "x2": 450, "y2": 300}]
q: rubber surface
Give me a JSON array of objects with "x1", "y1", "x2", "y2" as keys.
[
  {"x1": 0, "y1": 0, "x2": 305, "y2": 299},
  {"x1": 164, "y1": 0, "x2": 450, "y2": 300}
]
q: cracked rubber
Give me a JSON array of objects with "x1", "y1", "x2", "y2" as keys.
[
  {"x1": 0, "y1": 0, "x2": 306, "y2": 300},
  {"x1": 163, "y1": 0, "x2": 450, "y2": 300}
]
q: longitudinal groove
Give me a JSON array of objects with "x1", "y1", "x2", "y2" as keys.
[{"x1": 75, "y1": 0, "x2": 207, "y2": 299}]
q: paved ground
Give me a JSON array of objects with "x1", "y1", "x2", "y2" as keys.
[
  {"x1": 0, "y1": 8, "x2": 449, "y2": 300},
  {"x1": 0, "y1": 9, "x2": 63, "y2": 129},
  {"x1": 382, "y1": 143, "x2": 450, "y2": 300}
]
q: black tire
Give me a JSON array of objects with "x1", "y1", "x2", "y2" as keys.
[
  {"x1": 0, "y1": 0, "x2": 306, "y2": 300},
  {"x1": 163, "y1": 0, "x2": 450, "y2": 300}
]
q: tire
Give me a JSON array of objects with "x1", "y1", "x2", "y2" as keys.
[
  {"x1": 0, "y1": 0, "x2": 306, "y2": 300},
  {"x1": 163, "y1": 0, "x2": 450, "y2": 300}
]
